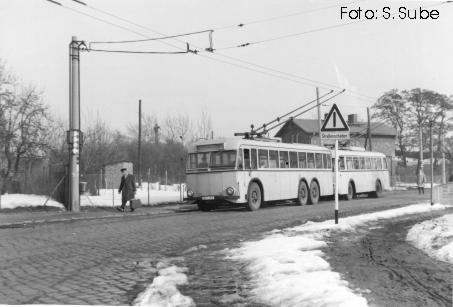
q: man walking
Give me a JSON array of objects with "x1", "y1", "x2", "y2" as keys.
[
  {"x1": 117, "y1": 168, "x2": 137, "y2": 212},
  {"x1": 417, "y1": 169, "x2": 426, "y2": 195}
]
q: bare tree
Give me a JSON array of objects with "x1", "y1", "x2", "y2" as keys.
[
  {"x1": 127, "y1": 113, "x2": 158, "y2": 143},
  {"x1": 163, "y1": 114, "x2": 192, "y2": 144},
  {"x1": 195, "y1": 109, "x2": 212, "y2": 141},
  {"x1": 373, "y1": 89, "x2": 410, "y2": 166},
  {"x1": 0, "y1": 86, "x2": 50, "y2": 193},
  {"x1": 81, "y1": 111, "x2": 120, "y2": 174}
]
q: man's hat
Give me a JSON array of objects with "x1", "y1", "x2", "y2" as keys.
[{"x1": 120, "y1": 168, "x2": 127, "y2": 172}]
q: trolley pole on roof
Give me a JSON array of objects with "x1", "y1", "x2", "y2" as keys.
[{"x1": 68, "y1": 36, "x2": 83, "y2": 212}]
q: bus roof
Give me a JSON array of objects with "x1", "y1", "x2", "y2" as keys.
[
  {"x1": 335, "y1": 149, "x2": 387, "y2": 158},
  {"x1": 188, "y1": 137, "x2": 331, "y2": 153}
]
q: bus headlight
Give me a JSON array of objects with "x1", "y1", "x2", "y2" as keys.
[
  {"x1": 226, "y1": 187, "x2": 235, "y2": 195},
  {"x1": 187, "y1": 190, "x2": 194, "y2": 197}
]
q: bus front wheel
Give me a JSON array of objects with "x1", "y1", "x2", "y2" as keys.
[
  {"x1": 296, "y1": 181, "x2": 309, "y2": 206},
  {"x1": 308, "y1": 181, "x2": 320, "y2": 205},
  {"x1": 247, "y1": 182, "x2": 262, "y2": 211}
]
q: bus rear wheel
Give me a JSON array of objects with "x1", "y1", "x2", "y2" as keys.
[
  {"x1": 370, "y1": 180, "x2": 383, "y2": 198},
  {"x1": 198, "y1": 202, "x2": 212, "y2": 212},
  {"x1": 308, "y1": 181, "x2": 320, "y2": 205},
  {"x1": 247, "y1": 182, "x2": 262, "y2": 211},
  {"x1": 296, "y1": 181, "x2": 309, "y2": 206}
]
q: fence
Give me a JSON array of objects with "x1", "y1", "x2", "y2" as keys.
[{"x1": 432, "y1": 183, "x2": 453, "y2": 206}]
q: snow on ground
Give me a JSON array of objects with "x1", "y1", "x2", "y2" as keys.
[
  {"x1": 0, "y1": 194, "x2": 64, "y2": 209},
  {"x1": 229, "y1": 203, "x2": 449, "y2": 307},
  {"x1": 407, "y1": 213, "x2": 453, "y2": 264},
  {"x1": 81, "y1": 183, "x2": 184, "y2": 207},
  {"x1": 134, "y1": 261, "x2": 195, "y2": 307}
]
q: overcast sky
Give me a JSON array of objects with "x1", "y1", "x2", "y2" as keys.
[{"x1": 1, "y1": 0, "x2": 452, "y2": 137}]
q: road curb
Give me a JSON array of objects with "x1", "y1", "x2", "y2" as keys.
[{"x1": 0, "y1": 209, "x2": 175, "y2": 229}]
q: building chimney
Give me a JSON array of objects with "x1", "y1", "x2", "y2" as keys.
[{"x1": 348, "y1": 114, "x2": 358, "y2": 124}]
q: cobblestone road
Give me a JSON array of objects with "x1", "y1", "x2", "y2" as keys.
[{"x1": 0, "y1": 191, "x2": 429, "y2": 305}]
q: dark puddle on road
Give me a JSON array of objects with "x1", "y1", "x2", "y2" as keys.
[
  {"x1": 179, "y1": 242, "x2": 268, "y2": 307},
  {"x1": 324, "y1": 211, "x2": 453, "y2": 307}
]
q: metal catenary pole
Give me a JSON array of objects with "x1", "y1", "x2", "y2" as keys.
[
  {"x1": 316, "y1": 87, "x2": 322, "y2": 146},
  {"x1": 68, "y1": 36, "x2": 81, "y2": 212},
  {"x1": 430, "y1": 122, "x2": 434, "y2": 206},
  {"x1": 138, "y1": 99, "x2": 142, "y2": 187},
  {"x1": 335, "y1": 139, "x2": 339, "y2": 224}
]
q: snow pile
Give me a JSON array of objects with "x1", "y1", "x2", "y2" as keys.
[
  {"x1": 81, "y1": 188, "x2": 182, "y2": 207},
  {"x1": 134, "y1": 264, "x2": 194, "y2": 307},
  {"x1": 229, "y1": 203, "x2": 449, "y2": 307},
  {"x1": 407, "y1": 213, "x2": 453, "y2": 264},
  {"x1": 0, "y1": 194, "x2": 64, "y2": 209}
]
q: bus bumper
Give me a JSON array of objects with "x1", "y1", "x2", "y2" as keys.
[{"x1": 184, "y1": 195, "x2": 240, "y2": 203}]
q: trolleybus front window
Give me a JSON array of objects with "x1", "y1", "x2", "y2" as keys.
[{"x1": 210, "y1": 150, "x2": 237, "y2": 170}]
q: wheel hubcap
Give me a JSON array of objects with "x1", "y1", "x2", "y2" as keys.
[{"x1": 252, "y1": 190, "x2": 258, "y2": 203}]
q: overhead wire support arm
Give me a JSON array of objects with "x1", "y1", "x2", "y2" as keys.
[
  {"x1": 263, "y1": 89, "x2": 346, "y2": 134},
  {"x1": 254, "y1": 90, "x2": 334, "y2": 133}
]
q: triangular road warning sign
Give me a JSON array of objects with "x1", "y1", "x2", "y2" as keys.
[{"x1": 321, "y1": 104, "x2": 349, "y2": 132}]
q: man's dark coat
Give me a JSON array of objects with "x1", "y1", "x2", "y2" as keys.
[{"x1": 119, "y1": 174, "x2": 136, "y2": 202}]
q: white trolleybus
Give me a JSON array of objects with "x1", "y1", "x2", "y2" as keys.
[
  {"x1": 334, "y1": 148, "x2": 390, "y2": 200},
  {"x1": 185, "y1": 138, "x2": 334, "y2": 211}
]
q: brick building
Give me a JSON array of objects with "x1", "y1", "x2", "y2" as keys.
[{"x1": 274, "y1": 114, "x2": 396, "y2": 157}]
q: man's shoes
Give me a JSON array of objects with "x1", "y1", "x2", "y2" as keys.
[
  {"x1": 130, "y1": 208, "x2": 135, "y2": 212},
  {"x1": 116, "y1": 207, "x2": 125, "y2": 212}
]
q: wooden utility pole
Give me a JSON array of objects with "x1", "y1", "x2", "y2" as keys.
[
  {"x1": 316, "y1": 87, "x2": 322, "y2": 146},
  {"x1": 138, "y1": 99, "x2": 142, "y2": 186}
]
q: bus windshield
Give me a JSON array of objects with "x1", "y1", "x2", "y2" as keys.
[{"x1": 187, "y1": 150, "x2": 237, "y2": 170}]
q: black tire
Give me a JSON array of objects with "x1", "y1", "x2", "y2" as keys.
[
  {"x1": 345, "y1": 181, "x2": 354, "y2": 201},
  {"x1": 247, "y1": 182, "x2": 262, "y2": 211},
  {"x1": 198, "y1": 202, "x2": 212, "y2": 212},
  {"x1": 296, "y1": 181, "x2": 309, "y2": 206},
  {"x1": 308, "y1": 181, "x2": 320, "y2": 205},
  {"x1": 370, "y1": 180, "x2": 383, "y2": 198}
]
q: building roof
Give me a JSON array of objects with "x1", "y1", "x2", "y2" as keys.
[{"x1": 275, "y1": 118, "x2": 396, "y2": 137}]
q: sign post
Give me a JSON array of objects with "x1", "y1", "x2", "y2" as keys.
[{"x1": 320, "y1": 104, "x2": 350, "y2": 224}]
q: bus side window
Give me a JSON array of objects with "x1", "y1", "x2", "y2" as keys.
[
  {"x1": 322, "y1": 154, "x2": 327, "y2": 169},
  {"x1": 280, "y1": 151, "x2": 289, "y2": 168},
  {"x1": 346, "y1": 157, "x2": 353, "y2": 170},
  {"x1": 315, "y1": 153, "x2": 323, "y2": 169},
  {"x1": 259, "y1": 149, "x2": 269, "y2": 168},
  {"x1": 307, "y1": 153, "x2": 315, "y2": 168},
  {"x1": 339, "y1": 157, "x2": 345, "y2": 170},
  {"x1": 359, "y1": 157, "x2": 365, "y2": 169},
  {"x1": 377, "y1": 158, "x2": 382, "y2": 169},
  {"x1": 290, "y1": 152, "x2": 298, "y2": 168},
  {"x1": 251, "y1": 148, "x2": 257, "y2": 170},
  {"x1": 269, "y1": 150, "x2": 278, "y2": 168},
  {"x1": 365, "y1": 157, "x2": 371, "y2": 169},
  {"x1": 353, "y1": 157, "x2": 359, "y2": 170},
  {"x1": 382, "y1": 158, "x2": 388, "y2": 169},
  {"x1": 327, "y1": 154, "x2": 332, "y2": 169},
  {"x1": 371, "y1": 158, "x2": 377, "y2": 170},
  {"x1": 243, "y1": 149, "x2": 250, "y2": 170},
  {"x1": 299, "y1": 152, "x2": 307, "y2": 168}
]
